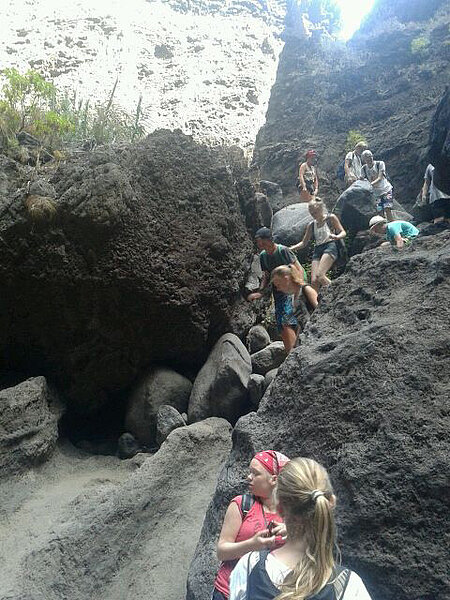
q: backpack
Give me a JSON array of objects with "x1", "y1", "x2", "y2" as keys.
[
  {"x1": 239, "y1": 493, "x2": 255, "y2": 519},
  {"x1": 336, "y1": 159, "x2": 346, "y2": 181}
]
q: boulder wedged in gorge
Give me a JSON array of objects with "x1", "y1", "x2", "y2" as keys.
[
  {"x1": 0, "y1": 131, "x2": 256, "y2": 416},
  {"x1": 188, "y1": 231, "x2": 450, "y2": 600},
  {"x1": 3, "y1": 418, "x2": 231, "y2": 600}
]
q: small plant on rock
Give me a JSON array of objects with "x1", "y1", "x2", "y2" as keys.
[
  {"x1": 410, "y1": 36, "x2": 430, "y2": 55},
  {"x1": 346, "y1": 129, "x2": 367, "y2": 151}
]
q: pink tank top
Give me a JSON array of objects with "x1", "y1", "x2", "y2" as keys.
[{"x1": 213, "y1": 495, "x2": 284, "y2": 598}]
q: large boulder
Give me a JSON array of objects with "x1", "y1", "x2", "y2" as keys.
[
  {"x1": 0, "y1": 131, "x2": 255, "y2": 419},
  {"x1": 247, "y1": 374, "x2": 266, "y2": 409},
  {"x1": 187, "y1": 231, "x2": 450, "y2": 600},
  {"x1": 6, "y1": 418, "x2": 232, "y2": 600},
  {"x1": 251, "y1": 341, "x2": 286, "y2": 375},
  {"x1": 259, "y1": 180, "x2": 286, "y2": 213},
  {"x1": 271, "y1": 202, "x2": 312, "y2": 246},
  {"x1": 125, "y1": 367, "x2": 192, "y2": 445},
  {"x1": 188, "y1": 333, "x2": 252, "y2": 424},
  {"x1": 0, "y1": 376, "x2": 60, "y2": 478},
  {"x1": 336, "y1": 180, "x2": 413, "y2": 233}
]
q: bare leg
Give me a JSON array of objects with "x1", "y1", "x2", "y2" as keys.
[
  {"x1": 281, "y1": 326, "x2": 297, "y2": 353},
  {"x1": 303, "y1": 285, "x2": 319, "y2": 310},
  {"x1": 310, "y1": 259, "x2": 320, "y2": 292},
  {"x1": 385, "y1": 207, "x2": 394, "y2": 222},
  {"x1": 314, "y1": 253, "x2": 335, "y2": 292}
]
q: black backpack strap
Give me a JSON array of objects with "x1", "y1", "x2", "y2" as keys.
[
  {"x1": 332, "y1": 567, "x2": 351, "y2": 600},
  {"x1": 240, "y1": 493, "x2": 255, "y2": 518}
]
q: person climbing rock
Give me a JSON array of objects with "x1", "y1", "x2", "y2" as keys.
[
  {"x1": 247, "y1": 228, "x2": 305, "y2": 353},
  {"x1": 271, "y1": 265, "x2": 318, "y2": 340},
  {"x1": 290, "y1": 199, "x2": 346, "y2": 293},
  {"x1": 369, "y1": 215, "x2": 419, "y2": 249},
  {"x1": 297, "y1": 150, "x2": 319, "y2": 202},
  {"x1": 361, "y1": 150, "x2": 394, "y2": 222},
  {"x1": 421, "y1": 163, "x2": 450, "y2": 224},
  {"x1": 229, "y1": 458, "x2": 373, "y2": 600},
  {"x1": 344, "y1": 141, "x2": 367, "y2": 187},
  {"x1": 212, "y1": 451, "x2": 290, "y2": 600}
]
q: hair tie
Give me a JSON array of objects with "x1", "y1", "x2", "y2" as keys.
[{"x1": 311, "y1": 489, "x2": 325, "y2": 503}]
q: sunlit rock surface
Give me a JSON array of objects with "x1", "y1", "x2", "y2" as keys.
[{"x1": 1, "y1": 0, "x2": 287, "y2": 148}]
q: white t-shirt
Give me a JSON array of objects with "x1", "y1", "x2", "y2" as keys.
[
  {"x1": 345, "y1": 151, "x2": 363, "y2": 179},
  {"x1": 424, "y1": 164, "x2": 450, "y2": 203},
  {"x1": 230, "y1": 551, "x2": 373, "y2": 600},
  {"x1": 362, "y1": 161, "x2": 392, "y2": 197}
]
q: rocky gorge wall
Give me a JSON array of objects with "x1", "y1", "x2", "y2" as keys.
[
  {"x1": 253, "y1": 0, "x2": 450, "y2": 208},
  {"x1": 1, "y1": 0, "x2": 287, "y2": 148}
]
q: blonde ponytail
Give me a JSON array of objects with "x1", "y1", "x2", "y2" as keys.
[
  {"x1": 275, "y1": 458, "x2": 336, "y2": 600},
  {"x1": 271, "y1": 264, "x2": 304, "y2": 286}
]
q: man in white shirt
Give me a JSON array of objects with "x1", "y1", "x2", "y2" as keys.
[
  {"x1": 344, "y1": 141, "x2": 367, "y2": 187},
  {"x1": 361, "y1": 150, "x2": 394, "y2": 222}
]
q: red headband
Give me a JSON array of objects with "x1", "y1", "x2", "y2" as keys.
[{"x1": 254, "y1": 450, "x2": 290, "y2": 475}]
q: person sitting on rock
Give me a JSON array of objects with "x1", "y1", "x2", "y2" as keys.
[
  {"x1": 421, "y1": 163, "x2": 450, "y2": 224},
  {"x1": 247, "y1": 228, "x2": 306, "y2": 353},
  {"x1": 297, "y1": 150, "x2": 319, "y2": 202},
  {"x1": 271, "y1": 265, "x2": 318, "y2": 339},
  {"x1": 344, "y1": 141, "x2": 367, "y2": 187},
  {"x1": 369, "y1": 215, "x2": 419, "y2": 249},
  {"x1": 229, "y1": 458, "x2": 373, "y2": 600},
  {"x1": 212, "y1": 450, "x2": 290, "y2": 600},
  {"x1": 361, "y1": 150, "x2": 394, "y2": 222},
  {"x1": 290, "y1": 199, "x2": 346, "y2": 293}
]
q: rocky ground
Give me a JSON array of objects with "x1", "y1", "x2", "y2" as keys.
[
  {"x1": 0, "y1": 418, "x2": 232, "y2": 600},
  {"x1": 188, "y1": 230, "x2": 450, "y2": 600},
  {"x1": 1, "y1": 0, "x2": 287, "y2": 149}
]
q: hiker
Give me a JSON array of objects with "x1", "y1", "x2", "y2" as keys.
[
  {"x1": 212, "y1": 451, "x2": 290, "y2": 600},
  {"x1": 229, "y1": 458, "x2": 373, "y2": 600},
  {"x1": 421, "y1": 163, "x2": 450, "y2": 223},
  {"x1": 290, "y1": 199, "x2": 346, "y2": 293},
  {"x1": 361, "y1": 150, "x2": 394, "y2": 222},
  {"x1": 271, "y1": 265, "x2": 318, "y2": 337},
  {"x1": 369, "y1": 215, "x2": 419, "y2": 249},
  {"x1": 247, "y1": 228, "x2": 306, "y2": 353},
  {"x1": 297, "y1": 150, "x2": 319, "y2": 202},
  {"x1": 344, "y1": 141, "x2": 367, "y2": 187}
]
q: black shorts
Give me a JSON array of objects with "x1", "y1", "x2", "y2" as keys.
[
  {"x1": 212, "y1": 589, "x2": 227, "y2": 600},
  {"x1": 430, "y1": 198, "x2": 450, "y2": 219},
  {"x1": 312, "y1": 241, "x2": 338, "y2": 261}
]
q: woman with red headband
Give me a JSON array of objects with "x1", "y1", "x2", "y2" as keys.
[
  {"x1": 212, "y1": 450, "x2": 290, "y2": 600},
  {"x1": 297, "y1": 150, "x2": 319, "y2": 202}
]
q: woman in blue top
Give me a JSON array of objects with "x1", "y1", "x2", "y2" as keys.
[{"x1": 369, "y1": 216, "x2": 419, "y2": 249}]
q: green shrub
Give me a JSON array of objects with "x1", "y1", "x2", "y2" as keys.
[
  {"x1": 410, "y1": 36, "x2": 430, "y2": 55},
  {"x1": 346, "y1": 130, "x2": 367, "y2": 152},
  {"x1": 0, "y1": 69, "x2": 145, "y2": 153}
]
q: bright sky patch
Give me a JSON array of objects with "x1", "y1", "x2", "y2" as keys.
[{"x1": 336, "y1": 0, "x2": 376, "y2": 40}]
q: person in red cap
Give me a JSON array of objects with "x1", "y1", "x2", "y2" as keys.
[
  {"x1": 297, "y1": 150, "x2": 319, "y2": 202},
  {"x1": 212, "y1": 450, "x2": 290, "y2": 600}
]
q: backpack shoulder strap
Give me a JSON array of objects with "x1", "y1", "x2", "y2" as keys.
[
  {"x1": 332, "y1": 567, "x2": 351, "y2": 600},
  {"x1": 240, "y1": 493, "x2": 255, "y2": 518}
]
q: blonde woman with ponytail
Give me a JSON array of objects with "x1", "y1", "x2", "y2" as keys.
[{"x1": 229, "y1": 458, "x2": 372, "y2": 600}]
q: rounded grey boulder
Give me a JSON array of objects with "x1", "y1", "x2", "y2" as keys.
[
  {"x1": 188, "y1": 333, "x2": 252, "y2": 424},
  {"x1": 156, "y1": 404, "x2": 186, "y2": 446},
  {"x1": 246, "y1": 324, "x2": 271, "y2": 354},
  {"x1": 263, "y1": 368, "x2": 279, "y2": 390},
  {"x1": 248, "y1": 374, "x2": 266, "y2": 409},
  {"x1": 125, "y1": 367, "x2": 192, "y2": 445},
  {"x1": 272, "y1": 202, "x2": 313, "y2": 246},
  {"x1": 251, "y1": 341, "x2": 286, "y2": 375}
]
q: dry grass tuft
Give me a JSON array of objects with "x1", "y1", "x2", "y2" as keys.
[{"x1": 25, "y1": 195, "x2": 57, "y2": 222}]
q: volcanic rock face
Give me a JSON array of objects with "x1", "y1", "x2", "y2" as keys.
[
  {"x1": 428, "y1": 87, "x2": 450, "y2": 194},
  {"x1": 188, "y1": 231, "x2": 450, "y2": 600},
  {"x1": 1, "y1": 0, "x2": 287, "y2": 148},
  {"x1": 0, "y1": 130, "x2": 255, "y2": 416},
  {"x1": 253, "y1": 0, "x2": 450, "y2": 209}
]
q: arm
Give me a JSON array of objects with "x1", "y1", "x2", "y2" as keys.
[
  {"x1": 344, "y1": 155, "x2": 355, "y2": 181},
  {"x1": 290, "y1": 222, "x2": 313, "y2": 252},
  {"x1": 371, "y1": 162, "x2": 386, "y2": 186},
  {"x1": 247, "y1": 271, "x2": 269, "y2": 301},
  {"x1": 314, "y1": 169, "x2": 319, "y2": 196},
  {"x1": 298, "y1": 163, "x2": 306, "y2": 190},
  {"x1": 217, "y1": 502, "x2": 274, "y2": 562},
  {"x1": 393, "y1": 233, "x2": 404, "y2": 249},
  {"x1": 329, "y1": 215, "x2": 346, "y2": 240}
]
